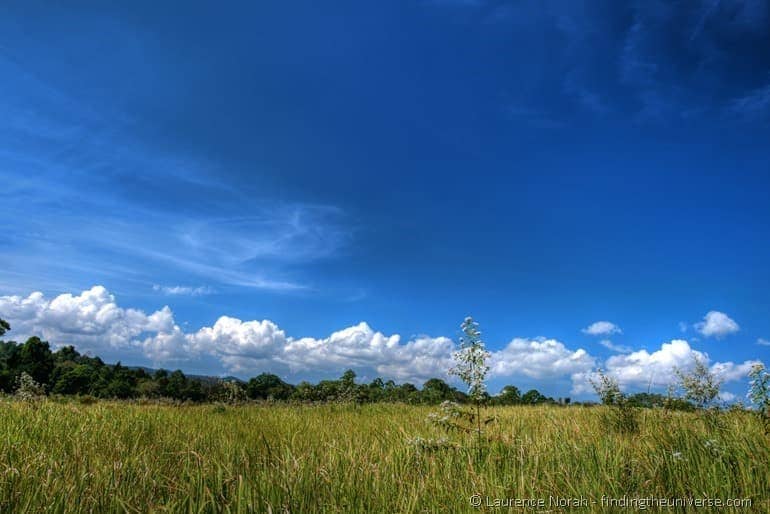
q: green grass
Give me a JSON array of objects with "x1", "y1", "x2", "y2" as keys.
[{"x1": 0, "y1": 400, "x2": 768, "y2": 513}]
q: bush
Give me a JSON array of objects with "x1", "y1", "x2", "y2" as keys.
[
  {"x1": 748, "y1": 364, "x2": 770, "y2": 434},
  {"x1": 15, "y1": 372, "x2": 45, "y2": 402},
  {"x1": 77, "y1": 395, "x2": 98, "y2": 405},
  {"x1": 210, "y1": 404, "x2": 228, "y2": 414},
  {"x1": 220, "y1": 380, "x2": 247, "y2": 405},
  {"x1": 675, "y1": 357, "x2": 722, "y2": 409},
  {"x1": 590, "y1": 370, "x2": 639, "y2": 434}
]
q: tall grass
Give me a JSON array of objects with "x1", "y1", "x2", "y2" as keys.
[{"x1": 0, "y1": 399, "x2": 767, "y2": 512}]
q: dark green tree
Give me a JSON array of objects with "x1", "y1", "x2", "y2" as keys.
[
  {"x1": 497, "y1": 385, "x2": 521, "y2": 405},
  {"x1": 421, "y1": 378, "x2": 455, "y2": 404},
  {"x1": 521, "y1": 389, "x2": 547, "y2": 404},
  {"x1": 52, "y1": 364, "x2": 97, "y2": 395},
  {"x1": 18, "y1": 337, "x2": 55, "y2": 387},
  {"x1": 246, "y1": 373, "x2": 294, "y2": 400}
]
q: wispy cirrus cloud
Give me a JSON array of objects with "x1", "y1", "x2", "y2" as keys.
[
  {"x1": 1, "y1": 120, "x2": 350, "y2": 294},
  {"x1": 0, "y1": 49, "x2": 353, "y2": 296},
  {"x1": 152, "y1": 285, "x2": 214, "y2": 296}
]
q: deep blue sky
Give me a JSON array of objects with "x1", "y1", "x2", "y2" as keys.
[{"x1": 1, "y1": 0, "x2": 769, "y2": 398}]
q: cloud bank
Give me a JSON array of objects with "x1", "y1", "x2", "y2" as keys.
[{"x1": 0, "y1": 286, "x2": 762, "y2": 395}]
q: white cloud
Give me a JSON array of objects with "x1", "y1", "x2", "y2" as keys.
[
  {"x1": 188, "y1": 317, "x2": 289, "y2": 374},
  {"x1": 694, "y1": 311, "x2": 739, "y2": 338},
  {"x1": 139, "y1": 326, "x2": 189, "y2": 362},
  {"x1": 718, "y1": 391, "x2": 736, "y2": 402},
  {"x1": 0, "y1": 286, "x2": 173, "y2": 353},
  {"x1": 599, "y1": 339, "x2": 632, "y2": 353},
  {"x1": 758, "y1": 338, "x2": 770, "y2": 346},
  {"x1": 581, "y1": 339, "x2": 704, "y2": 393},
  {"x1": 283, "y1": 323, "x2": 455, "y2": 382},
  {"x1": 710, "y1": 360, "x2": 761, "y2": 382},
  {"x1": 153, "y1": 285, "x2": 213, "y2": 296},
  {"x1": 582, "y1": 321, "x2": 622, "y2": 336},
  {"x1": 490, "y1": 338, "x2": 595, "y2": 381},
  {"x1": 142, "y1": 319, "x2": 456, "y2": 383},
  {"x1": 572, "y1": 339, "x2": 761, "y2": 394}
]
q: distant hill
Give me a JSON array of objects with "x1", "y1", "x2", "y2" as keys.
[{"x1": 125, "y1": 365, "x2": 244, "y2": 384}]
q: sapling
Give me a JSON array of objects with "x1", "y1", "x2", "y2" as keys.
[
  {"x1": 675, "y1": 356, "x2": 722, "y2": 409},
  {"x1": 449, "y1": 316, "x2": 491, "y2": 452},
  {"x1": 748, "y1": 363, "x2": 770, "y2": 433},
  {"x1": 15, "y1": 372, "x2": 45, "y2": 402},
  {"x1": 590, "y1": 369, "x2": 638, "y2": 433},
  {"x1": 220, "y1": 380, "x2": 247, "y2": 405}
]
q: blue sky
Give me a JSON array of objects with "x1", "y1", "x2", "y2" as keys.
[{"x1": 1, "y1": 0, "x2": 769, "y2": 399}]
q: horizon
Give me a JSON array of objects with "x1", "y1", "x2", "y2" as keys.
[{"x1": 2, "y1": 1, "x2": 769, "y2": 401}]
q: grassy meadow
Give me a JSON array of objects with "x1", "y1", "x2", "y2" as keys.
[{"x1": 0, "y1": 399, "x2": 768, "y2": 513}]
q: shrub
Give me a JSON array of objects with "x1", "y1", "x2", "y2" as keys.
[
  {"x1": 675, "y1": 356, "x2": 722, "y2": 409},
  {"x1": 77, "y1": 395, "x2": 98, "y2": 405},
  {"x1": 210, "y1": 404, "x2": 228, "y2": 414},
  {"x1": 447, "y1": 317, "x2": 493, "y2": 450},
  {"x1": 220, "y1": 380, "x2": 247, "y2": 405},
  {"x1": 15, "y1": 372, "x2": 45, "y2": 402},
  {"x1": 590, "y1": 370, "x2": 638, "y2": 434},
  {"x1": 748, "y1": 363, "x2": 770, "y2": 433}
]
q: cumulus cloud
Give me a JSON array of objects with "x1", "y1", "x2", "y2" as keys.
[
  {"x1": 490, "y1": 338, "x2": 595, "y2": 381},
  {"x1": 757, "y1": 338, "x2": 770, "y2": 346},
  {"x1": 599, "y1": 340, "x2": 707, "y2": 390},
  {"x1": 572, "y1": 339, "x2": 761, "y2": 394},
  {"x1": 0, "y1": 286, "x2": 455, "y2": 383},
  {"x1": 694, "y1": 311, "x2": 740, "y2": 338},
  {"x1": 283, "y1": 323, "x2": 454, "y2": 382},
  {"x1": 0, "y1": 286, "x2": 173, "y2": 353},
  {"x1": 582, "y1": 321, "x2": 622, "y2": 336},
  {"x1": 188, "y1": 317, "x2": 289, "y2": 374},
  {"x1": 710, "y1": 360, "x2": 762, "y2": 382}
]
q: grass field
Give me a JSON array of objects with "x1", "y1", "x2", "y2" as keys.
[{"x1": 1, "y1": 400, "x2": 768, "y2": 513}]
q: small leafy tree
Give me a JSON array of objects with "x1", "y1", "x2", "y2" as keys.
[
  {"x1": 337, "y1": 369, "x2": 362, "y2": 403},
  {"x1": 447, "y1": 317, "x2": 492, "y2": 451},
  {"x1": 15, "y1": 372, "x2": 45, "y2": 402},
  {"x1": 748, "y1": 363, "x2": 770, "y2": 433},
  {"x1": 220, "y1": 380, "x2": 247, "y2": 405},
  {"x1": 497, "y1": 385, "x2": 521, "y2": 405},
  {"x1": 675, "y1": 356, "x2": 722, "y2": 409},
  {"x1": 0, "y1": 318, "x2": 10, "y2": 337},
  {"x1": 590, "y1": 370, "x2": 638, "y2": 433},
  {"x1": 590, "y1": 370, "x2": 623, "y2": 405}
]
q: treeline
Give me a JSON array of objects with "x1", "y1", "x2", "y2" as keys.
[{"x1": 0, "y1": 322, "x2": 690, "y2": 408}]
